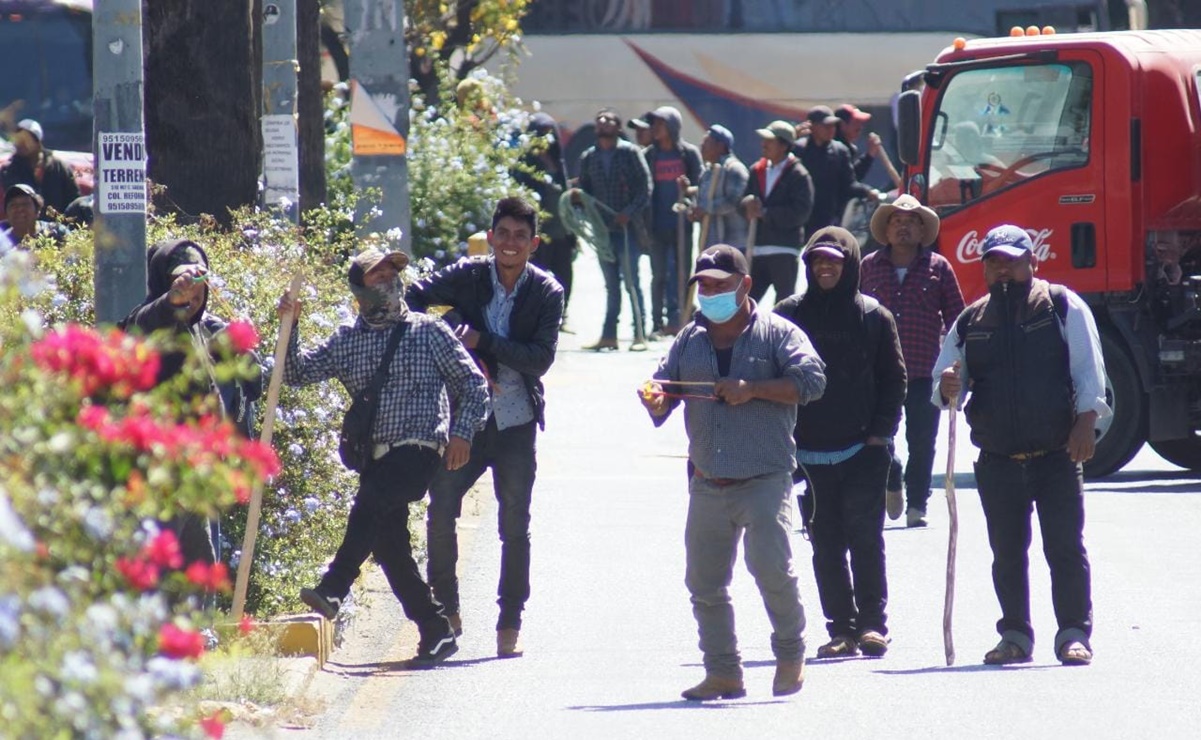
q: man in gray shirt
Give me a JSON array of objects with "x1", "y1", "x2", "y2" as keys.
[{"x1": 640, "y1": 245, "x2": 826, "y2": 701}]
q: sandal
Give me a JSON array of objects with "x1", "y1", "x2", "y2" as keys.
[
  {"x1": 983, "y1": 639, "x2": 1033, "y2": 665},
  {"x1": 1058, "y1": 640, "x2": 1093, "y2": 666}
]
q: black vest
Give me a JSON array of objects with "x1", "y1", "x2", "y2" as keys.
[{"x1": 959, "y1": 279, "x2": 1074, "y2": 455}]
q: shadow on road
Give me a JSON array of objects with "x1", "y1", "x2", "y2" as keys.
[
  {"x1": 875, "y1": 663, "x2": 1056, "y2": 675},
  {"x1": 568, "y1": 699, "x2": 787, "y2": 712},
  {"x1": 325, "y1": 656, "x2": 502, "y2": 677},
  {"x1": 1084, "y1": 468, "x2": 1201, "y2": 494}
]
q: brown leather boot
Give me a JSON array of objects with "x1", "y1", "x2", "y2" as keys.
[
  {"x1": 681, "y1": 674, "x2": 746, "y2": 701},
  {"x1": 497, "y1": 628, "x2": 523, "y2": 658},
  {"x1": 772, "y1": 658, "x2": 805, "y2": 696}
]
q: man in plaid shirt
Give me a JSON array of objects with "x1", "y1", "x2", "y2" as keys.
[
  {"x1": 860, "y1": 196, "x2": 965, "y2": 527},
  {"x1": 279, "y1": 248, "x2": 488, "y2": 665}
]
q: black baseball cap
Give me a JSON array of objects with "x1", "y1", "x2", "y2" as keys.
[{"x1": 689, "y1": 245, "x2": 749, "y2": 284}]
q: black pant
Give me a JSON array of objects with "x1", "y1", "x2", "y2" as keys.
[
  {"x1": 749, "y1": 252, "x2": 799, "y2": 304},
  {"x1": 974, "y1": 449, "x2": 1092, "y2": 646},
  {"x1": 319, "y1": 444, "x2": 444, "y2": 624},
  {"x1": 886, "y1": 377, "x2": 940, "y2": 512},
  {"x1": 531, "y1": 234, "x2": 575, "y2": 316},
  {"x1": 427, "y1": 418, "x2": 537, "y2": 630},
  {"x1": 798, "y1": 444, "x2": 891, "y2": 638}
]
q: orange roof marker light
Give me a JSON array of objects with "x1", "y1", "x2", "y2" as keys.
[
  {"x1": 1042, "y1": 26, "x2": 1057, "y2": 35},
  {"x1": 1010, "y1": 26, "x2": 1025, "y2": 37},
  {"x1": 1025, "y1": 25, "x2": 1041, "y2": 36},
  {"x1": 953, "y1": 37, "x2": 967, "y2": 50}
]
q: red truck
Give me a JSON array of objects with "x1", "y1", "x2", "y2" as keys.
[{"x1": 896, "y1": 28, "x2": 1201, "y2": 477}]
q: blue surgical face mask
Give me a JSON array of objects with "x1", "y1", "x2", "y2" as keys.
[{"x1": 697, "y1": 288, "x2": 741, "y2": 324}]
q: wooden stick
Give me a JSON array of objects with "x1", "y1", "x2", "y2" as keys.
[
  {"x1": 231, "y1": 273, "x2": 303, "y2": 622},
  {"x1": 681, "y1": 164, "x2": 723, "y2": 323},
  {"x1": 745, "y1": 217, "x2": 757, "y2": 270},
  {"x1": 943, "y1": 406, "x2": 959, "y2": 666},
  {"x1": 645, "y1": 379, "x2": 716, "y2": 387}
]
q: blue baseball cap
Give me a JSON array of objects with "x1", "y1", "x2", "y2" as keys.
[
  {"x1": 706, "y1": 124, "x2": 734, "y2": 149},
  {"x1": 981, "y1": 224, "x2": 1033, "y2": 258}
]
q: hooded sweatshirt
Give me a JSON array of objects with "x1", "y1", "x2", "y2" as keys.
[
  {"x1": 119, "y1": 239, "x2": 262, "y2": 435},
  {"x1": 642, "y1": 106, "x2": 702, "y2": 232},
  {"x1": 774, "y1": 226, "x2": 906, "y2": 453}
]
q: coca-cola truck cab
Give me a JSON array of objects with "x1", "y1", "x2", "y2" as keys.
[{"x1": 896, "y1": 28, "x2": 1201, "y2": 477}]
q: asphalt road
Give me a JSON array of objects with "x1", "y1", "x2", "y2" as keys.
[{"x1": 278, "y1": 256, "x2": 1201, "y2": 740}]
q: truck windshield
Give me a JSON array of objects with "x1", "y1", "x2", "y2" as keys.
[
  {"x1": 0, "y1": 6, "x2": 93, "y2": 152},
  {"x1": 926, "y1": 61, "x2": 1091, "y2": 213}
]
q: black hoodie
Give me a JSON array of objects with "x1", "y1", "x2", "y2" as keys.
[
  {"x1": 774, "y1": 226, "x2": 906, "y2": 452},
  {"x1": 119, "y1": 239, "x2": 262, "y2": 435}
]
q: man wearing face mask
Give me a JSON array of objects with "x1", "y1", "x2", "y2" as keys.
[
  {"x1": 775, "y1": 226, "x2": 906, "y2": 660},
  {"x1": 932, "y1": 224, "x2": 1107, "y2": 668},
  {"x1": 640, "y1": 245, "x2": 827, "y2": 701},
  {"x1": 278, "y1": 248, "x2": 489, "y2": 666}
]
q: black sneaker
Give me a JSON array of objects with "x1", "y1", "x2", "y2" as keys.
[
  {"x1": 299, "y1": 588, "x2": 342, "y2": 620},
  {"x1": 412, "y1": 616, "x2": 459, "y2": 666}
]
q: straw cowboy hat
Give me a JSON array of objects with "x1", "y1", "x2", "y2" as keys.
[{"x1": 870, "y1": 194, "x2": 940, "y2": 247}]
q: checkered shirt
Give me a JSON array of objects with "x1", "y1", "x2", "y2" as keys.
[
  {"x1": 577, "y1": 139, "x2": 652, "y2": 229},
  {"x1": 284, "y1": 311, "x2": 489, "y2": 445},
  {"x1": 652, "y1": 304, "x2": 827, "y2": 480},
  {"x1": 860, "y1": 248, "x2": 966, "y2": 379}
]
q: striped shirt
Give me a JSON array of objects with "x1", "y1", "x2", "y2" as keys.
[
  {"x1": 860, "y1": 247, "x2": 965, "y2": 379},
  {"x1": 283, "y1": 311, "x2": 489, "y2": 446},
  {"x1": 652, "y1": 304, "x2": 827, "y2": 480}
]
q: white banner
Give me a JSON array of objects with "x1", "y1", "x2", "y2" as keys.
[{"x1": 97, "y1": 132, "x2": 147, "y2": 215}]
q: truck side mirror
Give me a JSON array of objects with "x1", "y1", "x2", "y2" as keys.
[{"x1": 898, "y1": 90, "x2": 922, "y2": 166}]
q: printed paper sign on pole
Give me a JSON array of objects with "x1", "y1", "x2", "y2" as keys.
[
  {"x1": 97, "y1": 132, "x2": 147, "y2": 215},
  {"x1": 350, "y1": 78, "x2": 407, "y2": 156}
]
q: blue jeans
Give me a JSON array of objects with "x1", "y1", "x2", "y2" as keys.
[
  {"x1": 887, "y1": 377, "x2": 940, "y2": 512},
  {"x1": 648, "y1": 228, "x2": 680, "y2": 329},
  {"x1": 598, "y1": 229, "x2": 646, "y2": 340},
  {"x1": 426, "y1": 418, "x2": 538, "y2": 630},
  {"x1": 974, "y1": 449, "x2": 1092, "y2": 654}
]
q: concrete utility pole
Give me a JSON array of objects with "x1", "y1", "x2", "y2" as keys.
[
  {"x1": 344, "y1": 0, "x2": 411, "y2": 250},
  {"x1": 92, "y1": 0, "x2": 148, "y2": 325},
  {"x1": 261, "y1": 0, "x2": 301, "y2": 223}
]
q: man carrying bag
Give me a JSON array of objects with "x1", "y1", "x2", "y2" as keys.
[{"x1": 278, "y1": 248, "x2": 489, "y2": 665}]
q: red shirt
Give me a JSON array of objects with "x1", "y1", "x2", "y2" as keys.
[{"x1": 860, "y1": 248, "x2": 965, "y2": 379}]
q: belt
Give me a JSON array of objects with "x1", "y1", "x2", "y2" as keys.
[
  {"x1": 986, "y1": 449, "x2": 1055, "y2": 462},
  {"x1": 694, "y1": 470, "x2": 751, "y2": 487},
  {"x1": 372, "y1": 439, "x2": 446, "y2": 461}
]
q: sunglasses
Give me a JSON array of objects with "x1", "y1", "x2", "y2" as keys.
[{"x1": 596, "y1": 116, "x2": 618, "y2": 124}]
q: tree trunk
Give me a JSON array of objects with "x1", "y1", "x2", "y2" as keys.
[
  {"x1": 298, "y1": 0, "x2": 327, "y2": 211},
  {"x1": 143, "y1": 0, "x2": 259, "y2": 225}
]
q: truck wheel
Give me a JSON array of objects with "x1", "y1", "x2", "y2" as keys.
[
  {"x1": 1084, "y1": 332, "x2": 1147, "y2": 478},
  {"x1": 1149, "y1": 435, "x2": 1201, "y2": 470}
]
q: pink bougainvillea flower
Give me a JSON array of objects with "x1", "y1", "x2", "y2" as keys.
[
  {"x1": 77, "y1": 404, "x2": 111, "y2": 431},
  {"x1": 225, "y1": 320, "x2": 260, "y2": 354},
  {"x1": 30, "y1": 325, "x2": 161, "y2": 398},
  {"x1": 238, "y1": 615, "x2": 255, "y2": 636},
  {"x1": 199, "y1": 714, "x2": 226, "y2": 739},
  {"x1": 144, "y1": 529, "x2": 184, "y2": 570},
  {"x1": 185, "y1": 561, "x2": 232, "y2": 593},
  {"x1": 116, "y1": 556, "x2": 160, "y2": 591},
  {"x1": 159, "y1": 623, "x2": 205, "y2": 660},
  {"x1": 239, "y1": 439, "x2": 282, "y2": 480}
]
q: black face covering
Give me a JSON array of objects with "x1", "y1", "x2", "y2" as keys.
[{"x1": 351, "y1": 276, "x2": 406, "y2": 328}]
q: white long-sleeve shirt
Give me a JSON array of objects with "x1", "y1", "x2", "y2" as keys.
[{"x1": 930, "y1": 286, "x2": 1111, "y2": 420}]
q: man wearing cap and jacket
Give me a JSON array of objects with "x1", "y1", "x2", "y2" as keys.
[
  {"x1": 405, "y1": 197, "x2": 564, "y2": 659},
  {"x1": 689, "y1": 125, "x2": 749, "y2": 252},
  {"x1": 1, "y1": 118, "x2": 79, "y2": 216},
  {"x1": 0, "y1": 183, "x2": 67, "y2": 246},
  {"x1": 641, "y1": 244, "x2": 826, "y2": 701},
  {"x1": 742, "y1": 120, "x2": 814, "y2": 304},
  {"x1": 794, "y1": 106, "x2": 877, "y2": 237},
  {"x1": 643, "y1": 106, "x2": 703, "y2": 336},
  {"x1": 775, "y1": 227, "x2": 906, "y2": 660},
  {"x1": 860, "y1": 195, "x2": 965, "y2": 528},
  {"x1": 932, "y1": 224, "x2": 1107, "y2": 668},
  {"x1": 279, "y1": 248, "x2": 489, "y2": 666}
]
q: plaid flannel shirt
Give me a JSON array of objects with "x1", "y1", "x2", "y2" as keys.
[
  {"x1": 283, "y1": 311, "x2": 488, "y2": 446},
  {"x1": 577, "y1": 139, "x2": 652, "y2": 230},
  {"x1": 860, "y1": 248, "x2": 966, "y2": 379}
]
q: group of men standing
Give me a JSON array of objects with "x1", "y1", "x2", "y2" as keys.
[{"x1": 571, "y1": 103, "x2": 900, "y2": 352}]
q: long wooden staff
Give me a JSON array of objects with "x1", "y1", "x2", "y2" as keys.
[
  {"x1": 745, "y1": 217, "x2": 758, "y2": 271},
  {"x1": 943, "y1": 405, "x2": 959, "y2": 666},
  {"x1": 232, "y1": 273, "x2": 303, "y2": 621}
]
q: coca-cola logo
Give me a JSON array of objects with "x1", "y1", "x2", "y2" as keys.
[{"x1": 956, "y1": 228, "x2": 1054, "y2": 264}]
